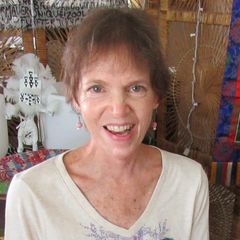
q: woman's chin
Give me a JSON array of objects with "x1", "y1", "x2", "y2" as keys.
[{"x1": 89, "y1": 127, "x2": 144, "y2": 158}]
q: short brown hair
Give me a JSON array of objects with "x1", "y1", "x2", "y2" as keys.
[{"x1": 61, "y1": 7, "x2": 169, "y2": 103}]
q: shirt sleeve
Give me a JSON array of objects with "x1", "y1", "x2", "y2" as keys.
[
  {"x1": 190, "y1": 167, "x2": 210, "y2": 240},
  {"x1": 4, "y1": 174, "x2": 42, "y2": 240}
]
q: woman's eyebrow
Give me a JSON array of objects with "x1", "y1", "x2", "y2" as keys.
[
  {"x1": 82, "y1": 79, "x2": 106, "y2": 85},
  {"x1": 126, "y1": 79, "x2": 150, "y2": 86}
]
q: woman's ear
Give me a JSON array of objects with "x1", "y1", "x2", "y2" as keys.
[
  {"x1": 72, "y1": 82, "x2": 83, "y2": 113},
  {"x1": 154, "y1": 103, "x2": 159, "y2": 110},
  {"x1": 153, "y1": 93, "x2": 160, "y2": 110},
  {"x1": 72, "y1": 98, "x2": 81, "y2": 113},
  {"x1": 153, "y1": 97, "x2": 159, "y2": 110}
]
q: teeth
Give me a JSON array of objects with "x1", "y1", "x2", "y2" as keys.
[{"x1": 106, "y1": 125, "x2": 132, "y2": 133}]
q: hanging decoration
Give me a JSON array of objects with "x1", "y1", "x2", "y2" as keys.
[
  {"x1": 0, "y1": 0, "x2": 128, "y2": 30},
  {"x1": 183, "y1": 0, "x2": 203, "y2": 156},
  {"x1": 212, "y1": 0, "x2": 240, "y2": 186},
  {"x1": 4, "y1": 53, "x2": 59, "y2": 153},
  {"x1": 0, "y1": 93, "x2": 9, "y2": 158}
]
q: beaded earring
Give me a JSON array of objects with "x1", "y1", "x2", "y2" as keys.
[
  {"x1": 76, "y1": 114, "x2": 83, "y2": 130},
  {"x1": 152, "y1": 109, "x2": 158, "y2": 131},
  {"x1": 152, "y1": 121, "x2": 157, "y2": 131}
]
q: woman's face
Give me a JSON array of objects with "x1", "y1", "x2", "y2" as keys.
[{"x1": 75, "y1": 50, "x2": 159, "y2": 158}]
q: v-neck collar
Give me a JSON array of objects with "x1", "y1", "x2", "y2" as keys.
[{"x1": 55, "y1": 148, "x2": 168, "y2": 236}]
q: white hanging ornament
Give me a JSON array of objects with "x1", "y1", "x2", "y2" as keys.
[
  {"x1": 4, "y1": 53, "x2": 59, "y2": 153},
  {"x1": 0, "y1": 94, "x2": 9, "y2": 157}
]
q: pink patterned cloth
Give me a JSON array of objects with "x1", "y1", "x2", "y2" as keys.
[{"x1": 0, "y1": 149, "x2": 66, "y2": 182}]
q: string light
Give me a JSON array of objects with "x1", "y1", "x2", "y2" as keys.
[{"x1": 183, "y1": 0, "x2": 203, "y2": 156}]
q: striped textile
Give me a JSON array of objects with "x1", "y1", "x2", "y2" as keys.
[{"x1": 210, "y1": 161, "x2": 240, "y2": 186}]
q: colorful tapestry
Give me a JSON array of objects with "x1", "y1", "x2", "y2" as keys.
[
  {"x1": 0, "y1": 149, "x2": 65, "y2": 184},
  {"x1": 212, "y1": 0, "x2": 240, "y2": 186}
]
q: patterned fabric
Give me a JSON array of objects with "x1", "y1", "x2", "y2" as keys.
[
  {"x1": 0, "y1": 149, "x2": 65, "y2": 183},
  {"x1": 213, "y1": 0, "x2": 240, "y2": 185},
  {"x1": 210, "y1": 161, "x2": 240, "y2": 186}
]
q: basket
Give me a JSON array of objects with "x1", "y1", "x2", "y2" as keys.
[{"x1": 209, "y1": 183, "x2": 236, "y2": 240}]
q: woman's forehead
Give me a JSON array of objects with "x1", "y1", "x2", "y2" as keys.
[
  {"x1": 85, "y1": 45, "x2": 149, "y2": 71},
  {"x1": 82, "y1": 54, "x2": 148, "y2": 78}
]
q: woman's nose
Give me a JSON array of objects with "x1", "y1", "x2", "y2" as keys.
[{"x1": 110, "y1": 92, "x2": 130, "y2": 117}]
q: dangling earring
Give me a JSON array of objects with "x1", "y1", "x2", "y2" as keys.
[
  {"x1": 152, "y1": 109, "x2": 158, "y2": 131},
  {"x1": 152, "y1": 121, "x2": 157, "y2": 131},
  {"x1": 76, "y1": 114, "x2": 83, "y2": 130}
]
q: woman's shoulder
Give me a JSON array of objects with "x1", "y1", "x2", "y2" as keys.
[
  {"x1": 6, "y1": 152, "x2": 69, "y2": 207},
  {"x1": 11, "y1": 152, "x2": 65, "y2": 188},
  {"x1": 157, "y1": 148, "x2": 207, "y2": 183},
  {"x1": 162, "y1": 149, "x2": 201, "y2": 168}
]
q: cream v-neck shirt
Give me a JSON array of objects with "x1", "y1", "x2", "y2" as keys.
[{"x1": 5, "y1": 148, "x2": 209, "y2": 240}]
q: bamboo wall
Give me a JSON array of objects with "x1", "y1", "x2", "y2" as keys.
[{"x1": 146, "y1": 0, "x2": 233, "y2": 164}]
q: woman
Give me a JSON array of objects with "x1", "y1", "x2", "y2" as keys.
[{"x1": 5, "y1": 8, "x2": 209, "y2": 240}]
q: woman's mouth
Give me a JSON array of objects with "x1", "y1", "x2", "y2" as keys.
[{"x1": 103, "y1": 124, "x2": 134, "y2": 136}]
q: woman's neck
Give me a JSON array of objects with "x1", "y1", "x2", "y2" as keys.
[{"x1": 65, "y1": 143, "x2": 149, "y2": 182}]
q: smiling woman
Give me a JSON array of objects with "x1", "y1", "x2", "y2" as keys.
[
  {"x1": 5, "y1": 7, "x2": 209, "y2": 240},
  {"x1": 73, "y1": 48, "x2": 158, "y2": 159}
]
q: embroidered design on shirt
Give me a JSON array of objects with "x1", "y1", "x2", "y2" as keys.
[{"x1": 80, "y1": 219, "x2": 174, "y2": 239}]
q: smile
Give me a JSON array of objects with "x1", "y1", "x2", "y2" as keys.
[{"x1": 104, "y1": 124, "x2": 134, "y2": 134}]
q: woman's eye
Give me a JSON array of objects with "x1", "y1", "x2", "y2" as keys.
[
  {"x1": 89, "y1": 85, "x2": 103, "y2": 93},
  {"x1": 131, "y1": 85, "x2": 141, "y2": 92},
  {"x1": 129, "y1": 85, "x2": 146, "y2": 94}
]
